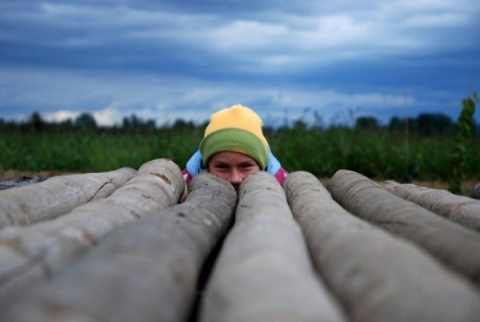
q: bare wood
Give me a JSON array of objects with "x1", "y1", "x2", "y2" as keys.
[
  {"x1": 327, "y1": 169, "x2": 480, "y2": 285},
  {"x1": 2, "y1": 172, "x2": 237, "y2": 322},
  {"x1": 381, "y1": 180, "x2": 480, "y2": 232},
  {"x1": 0, "y1": 158, "x2": 185, "y2": 308},
  {"x1": 200, "y1": 171, "x2": 347, "y2": 322},
  {"x1": 285, "y1": 171, "x2": 480, "y2": 322},
  {"x1": 471, "y1": 183, "x2": 480, "y2": 200},
  {"x1": 0, "y1": 167, "x2": 137, "y2": 228}
]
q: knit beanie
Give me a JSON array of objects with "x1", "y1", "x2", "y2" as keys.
[{"x1": 199, "y1": 104, "x2": 270, "y2": 169}]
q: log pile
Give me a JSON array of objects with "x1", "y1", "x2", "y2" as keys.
[{"x1": 1, "y1": 162, "x2": 479, "y2": 322}]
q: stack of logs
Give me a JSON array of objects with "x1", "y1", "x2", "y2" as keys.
[{"x1": 1, "y1": 158, "x2": 479, "y2": 322}]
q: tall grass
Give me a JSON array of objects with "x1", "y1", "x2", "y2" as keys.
[
  {"x1": 268, "y1": 126, "x2": 478, "y2": 182},
  {"x1": 1, "y1": 127, "x2": 202, "y2": 172},
  {"x1": 2, "y1": 125, "x2": 478, "y2": 184}
]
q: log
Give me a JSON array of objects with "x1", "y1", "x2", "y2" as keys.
[
  {"x1": 0, "y1": 175, "x2": 46, "y2": 190},
  {"x1": 0, "y1": 158, "x2": 185, "y2": 309},
  {"x1": 471, "y1": 183, "x2": 480, "y2": 200},
  {"x1": 327, "y1": 169, "x2": 480, "y2": 285},
  {"x1": 2, "y1": 172, "x2": 237, "y2": 322},
  {"x1": 285, "y1": 171, "x2": 480, "y2": 322},
  {"x1": 200, "y1": 171, "x2": 347, "y2": 322},
  {"x1": 382, "y1": 180, "x2": 480, "y2": 232},
  {"x1": 0, "y1": 167, "x2": 137, "y2": 228}
]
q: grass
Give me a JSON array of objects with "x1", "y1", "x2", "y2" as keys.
[{"x1": 2, "y1": 126, "x2": 479, "y2": 185}]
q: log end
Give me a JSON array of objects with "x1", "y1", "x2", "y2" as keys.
[{"x1": 470, "y1": 184, "x2": 480, "y2": 200}]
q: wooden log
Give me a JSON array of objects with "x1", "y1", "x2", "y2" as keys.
[
  {"x1": 285, "y1": 171, "x2": 480, "y2": 322},
  {"x1": 200, "y1": 171, "x2": 347, "y2": 322},
  {"x1": 381, "y1": 180, "x2": 480, "y2": 232},
  {"x1": 2, "y1": 172, "x2": 237, "y2": 322},
  {"x1": 0, "y1": 167, "x2": 137, "y2": 228},
  {"x1": 0, "y1": 158, "x2": 185, "y2": 309},
  {"x1": 327, "y1": 169, "x2": 480, "y2": 285},
  {"x1": 471, "y1": 183, "x2": 480, "y2": 200},
  {"x1": 0, "y1": 175, "x2": 46, "y2": 190}
]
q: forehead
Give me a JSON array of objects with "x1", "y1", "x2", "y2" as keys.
[{"x1": 209, "y1": 151, "x2": 257, "y2": 164}]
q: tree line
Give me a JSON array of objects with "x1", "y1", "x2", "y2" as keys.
[{"x1": 0, "y1": 110, "x2": 478, "y2": 136}]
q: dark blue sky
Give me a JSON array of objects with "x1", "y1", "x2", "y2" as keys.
[{"x1": 1, "y1": 0, "x2": 479, "y2": 126}]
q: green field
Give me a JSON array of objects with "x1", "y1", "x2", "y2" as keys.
[
  {"x1": 2, "y1": 124, "x2": 478, "y2": 182},
  {"x1": 1, "y1": 95, "x2": 478, "y2": 194}
]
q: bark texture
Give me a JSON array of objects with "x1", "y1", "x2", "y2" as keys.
[
  {"x1": 285, "y1": 171, "x2": 480, "y2": 322},
  {"x1": 381, "y1": 180, "x2": 480, "y2": 232},
  {"x1": 0, "y1": 158, "x2": 184, "y2": 309},
  {"x1": 470, "y1": 183, "x2": 480, "y2": 200},
  {"x1": 2, "y1": 172, "x2": 237, "y2": 322},
  {"x1": 200, "y1": 171, "x2": 346, "y2": 322},
  {"x1": 0, "y1": 167, "x2": 137, "y2": 228},
  {"x1": 327, "y1": 169, "x2": 480, "y2": 285}
]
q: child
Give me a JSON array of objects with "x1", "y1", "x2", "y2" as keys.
[{"x1": 182, "y1": 104, "x2": 288, "y2": 191}]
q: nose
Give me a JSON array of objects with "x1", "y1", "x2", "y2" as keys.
[{"x1": 228, "y1": 169, "x2": 243, "y2": 186}]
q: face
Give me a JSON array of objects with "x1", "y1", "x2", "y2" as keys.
[{"x1": 208, "y1": 151, "x2": 261, "y2": 190}]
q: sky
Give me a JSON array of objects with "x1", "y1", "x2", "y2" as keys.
[{"x1": 1, "y1": 0, "x2": 479, "y2": 127}]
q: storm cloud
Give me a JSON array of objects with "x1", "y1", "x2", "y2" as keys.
[{"x1": 1, "y1": 0, "x2": 479, "y2": 125}]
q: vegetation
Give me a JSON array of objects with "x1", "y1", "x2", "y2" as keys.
[
  {"x1": 1, "y1": 97, "x2": 479, "y2": 192},
  {"x1": 449, "y1": 93, "x2": 478, "y2": 193}
]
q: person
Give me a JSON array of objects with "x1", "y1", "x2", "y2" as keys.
[{"x1": 182, "y1": 104, "x2": 288, "y2": 193}]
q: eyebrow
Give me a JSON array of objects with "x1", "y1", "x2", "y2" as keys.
[
  {"x1": 211, "y1": 161, "x2": 229, "y2": 166},
  {"x1": 238, "y1": 161, "x2": 256, "y2": 166},
  {"x1": 211, "y1": 160, "x2": 256, "y2": 166}
]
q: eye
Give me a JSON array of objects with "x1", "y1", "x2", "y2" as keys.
[
  {"x1": 240, "y1": 163, "x2": 256, "y2": 170},
  {"x1": 213, "y1": 163, "x2": 229, "y2": 170}
]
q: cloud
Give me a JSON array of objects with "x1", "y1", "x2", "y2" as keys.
[
  {"x1": 45, "y1": 110, "x2": 80, "y2": 123},
  {"x1": 0, "y1": 0, "x2": 479, "y2": 126},
  {"x1": 0, "y1": 62, "x2": 414, "y2": 126},
  {"x1": 4, "y1": 1, "x2": 476, "y2": 58},
  {"x1": 91, "y1": 108, "x2": 122, "y2": 126}
]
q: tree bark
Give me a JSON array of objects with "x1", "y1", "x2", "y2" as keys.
[
  {"x1": 285, "y1": 171, "x2": 480, "y2": 322},
  {"x1": 2, "y1": 172, "x2": 237, "y2": 322},
  {"x1": 327, "y1": 169, "x2": 480, "y2": 285},
  {"x1": 0, "y1": 167, "x2": 137, "y2": 228},
  {"x1": 381, "y1": 180, "x2": 480, "y2": 232},
  {"x1": 471, "y1": 183, "x2": 480, "y2": 200},
  {"x1": 200, "y1": 171, "x2": 346, "y2": 322},
  {"x1": 0, "y1": 158, "x2": 185, "y2": 309}
]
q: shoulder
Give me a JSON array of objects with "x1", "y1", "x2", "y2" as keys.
[
  {"x1": 274, "y1": 167, "x2": 288, "y2": 184},
  {"x1": 179, "y1": 169, "x2": 191, "y2": 203},
  {"x1": 182, "y1": 168, "x2": 193, "y2": 184}
]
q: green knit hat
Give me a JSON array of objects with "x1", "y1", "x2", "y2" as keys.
[{"x1": 199, "y1": 105, "x2": 269, "y2": 169}]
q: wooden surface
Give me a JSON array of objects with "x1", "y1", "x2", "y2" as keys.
[
  {"x1": 286, "y1": 171, "x2": 480, "y2": 322},
  {"x1": 0, "y1": 159, "x2": 184, "y2": 311},
  {"x1": 381, "y1": 180, "x2": 480, "y2": 232},
  {"x1": 1, "y1": 165, "x2": 479, "y2": 322},
  {"x1": 328, "y1": 169, "x2": 480, "y2": 285},
  {"x1": 200, "y1": 172, "x2": 346, "y2": 322},
  {"x1": 3, "y1": 172, "x2": 236, "y2": 322},
  {"x1": 0, "y1": 167, "x2": 137, "y2": 228}
]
